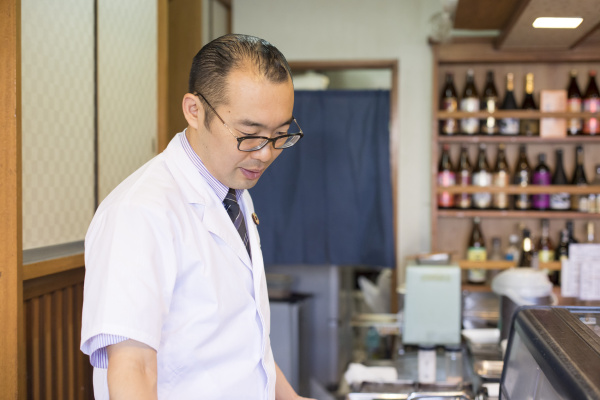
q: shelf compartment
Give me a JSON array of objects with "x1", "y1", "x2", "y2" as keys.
[
  {"x1": 436, "y1": 185, "x2": 600, "y2": 194},
  {"x1": 437, "y1": 209, "x2": 600, "y2": 219},
  {"x1": 437, "y1": 135, "x2": 600, "y2": 144}
]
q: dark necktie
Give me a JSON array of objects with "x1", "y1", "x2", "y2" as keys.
[{"x1": 223, "y1": 188, "x2": 251, "y2": 257}]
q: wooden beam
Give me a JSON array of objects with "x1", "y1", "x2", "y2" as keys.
[
  {"x1": 494, "y1": 0, "x2": 532, "y2": 49},
  {"x1": 0, "y1": 0, "x2": 26, "y2": 398},
  {"x1": 288, "y1": 59, "x2": 398, "y2": 72},
  {"x1": 157, "y1": 0, "x2": 169, "y2": 152},
  {"x1": 454, "y1": 0, "x2": 520, "y2": 30},
  {"x1": 168, "y1": 0, "x2": 204, "y2": 140},
  {"x1": 571, "y1": 20, "x2": 600, "y2": 49}
]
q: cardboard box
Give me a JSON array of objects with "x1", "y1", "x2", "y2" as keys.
[{"x1": 540, "y1": 90, "x2": 567, "y2": 138}]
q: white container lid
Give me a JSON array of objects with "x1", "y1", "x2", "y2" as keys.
[{"x1": 491, "y1": 268, "x2": 553, "y2": 305}]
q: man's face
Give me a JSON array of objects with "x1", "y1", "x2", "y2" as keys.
[{"x1": 196, "y1": 68, "x2": 294, "y2": 190}]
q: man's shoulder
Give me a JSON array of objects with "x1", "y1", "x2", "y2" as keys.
[{"x1": 97, "y1": 153, "x2": 183, "y2": 215}]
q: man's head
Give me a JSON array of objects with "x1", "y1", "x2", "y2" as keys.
[
  {"x1": 188, "y1": 33, "x2": 293, "y2": 128},
  {"x1": 182, "y1": 34, "x2": 296, "y2": 191}
]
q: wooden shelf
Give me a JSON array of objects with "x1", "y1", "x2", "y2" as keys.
[
  {"x1": 437, "y1": 110, "x2": 600, "y2": 119},
  {"x1": 437, "y1": 135, "x2": 600, "y2": 144},
  {"x1": 461, "y1": 283, "x2": 492, "y2": 292},
  {"x1": 459, "y1": 260, "x2": 515, "y2": 269},
  {"x1": 436, "y1": 185, "x2": 600, "y2": 194},
  {"x1": 430, "y1": 39, "x2": 600, "y2": 261},
  {"x1": 438, "y1": 209, "x2": 600, "y2": 219},
  {"x1": 458, "y1": 260, "x2": 561, "y2": 271}
]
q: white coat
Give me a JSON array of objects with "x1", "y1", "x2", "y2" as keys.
[{"x1": 80, "y1": 132, "x2": 276, "y2": 399}]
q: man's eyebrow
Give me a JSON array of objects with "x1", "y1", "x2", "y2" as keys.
[{"x1": 237, "y1": 116, "x2": 294, "y2": 129}]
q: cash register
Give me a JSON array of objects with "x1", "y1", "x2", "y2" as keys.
[{"x1": 500, "y1": 306, "x2": 600, "y2": 399}]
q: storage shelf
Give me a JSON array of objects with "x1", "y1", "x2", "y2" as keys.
[
  {"x1": 437, "y1": 135, "x2": 600, "y2": 144},
  {"x1": 438, "y1": 209, "x2": 600, "y2": 219},
  {"x1": 436, "y1": 185, "x2": 600, "y2": 194},
  {"x1": 458, "y1": 260, "x2": 561, "y2": 271},
  {"x1": 437, "y1": 110, "x2": 600, "y2": 119},
  {"x1": 430, "y1": 39, "x2": 600, "y2": 260}
]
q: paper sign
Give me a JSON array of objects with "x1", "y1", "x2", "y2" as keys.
[{"x1": 564, "y1": 244, "x2": 600, "y2": 300}]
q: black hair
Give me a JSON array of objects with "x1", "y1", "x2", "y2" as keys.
[{"x1": 188, "y1": 33, "x2": 292, "y2": 128}]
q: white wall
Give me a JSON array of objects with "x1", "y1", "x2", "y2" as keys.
[
  {"x1": 21, "y1": 0, "x2": 158, "y2": 249},
  {"x1": 21, "y1": 0, "x2": 96, "y2": 249},
  {"x1": 233, "y1": 0, "x2": 442, "y2": 280},
  {"x1": 98, "y1": 0, "x2": 158, "y2": 201}
]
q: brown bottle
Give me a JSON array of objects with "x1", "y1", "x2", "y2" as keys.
[
  {"x1": 492, "y1": 144, "x2": 510, "y2": 210},
  {"x1": 519, "y1": 228, "x2": 534, "y2": 267},
  {"x1": 567, "y1": 70, "x2": 582, "y2": 135},
  {"x1": 520, "y1": 73, "x2": 539, "y2": 136},
  {"x1": 455, "y1": 145, "x2": 472, "y2": 209},
  {"x1": 438, "y1": 144, "x2": 456, "y2": 208},
  {"x1": 472, "y1": 144, "x2": 492, "y2": 209},
  {"x1": 499, "y1": 73, "x2": 519, "y2": 135},
  {"x1": 537, "y1": 219, "x2": 554, "y2": 264},
  {"x1": 467, "y1": 217, "x2": 487, "y2": 284},
  {"x1": 513, "y1": 145, "x2": 532, "y2": 210},
  {"x1": 440, "y1": 72, "x2": 459, "y2": 135},
  {"x1": 583, "y1": 70, "x2": 600, "y2": 135},
  {"x1": 460, "y1": 69, "x2": 480, "y2": 135},
  {"x1": 571, "y1": 145, "x2": 588, "y2": 211},
  {"x1": 480, "y1": 71, "x2": 499, "y2": 135}
]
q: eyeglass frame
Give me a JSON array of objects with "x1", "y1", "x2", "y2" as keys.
[{"x1": 194, "y1": 92, "x2": 304, "y2": 152}]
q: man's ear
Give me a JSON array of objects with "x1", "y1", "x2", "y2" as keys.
[{"x1": 182, "y1": 93, "x2": 204, "y2": 129}]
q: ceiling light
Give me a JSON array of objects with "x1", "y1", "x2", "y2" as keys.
[{"x1": 532, "y1": 17, "x2": 583, "y2": 29}]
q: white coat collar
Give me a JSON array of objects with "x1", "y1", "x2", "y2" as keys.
[{"x1": 163, "y1": 132, "x2": 256, "y2": 269}]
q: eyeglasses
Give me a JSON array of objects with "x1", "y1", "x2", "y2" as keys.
[{"x1": 194, "y1": 92, "x2": 304, "y2": 152}]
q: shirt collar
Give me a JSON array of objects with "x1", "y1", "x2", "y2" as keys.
[{"x1": 180, "y1": 129, "x2": 244, "y2": 202}]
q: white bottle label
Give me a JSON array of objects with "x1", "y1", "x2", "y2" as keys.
[
  {"x1": 472, "y1": 171, "x2": 492, "y2": 208},
  {"x1": 499, "y1": 118, "x2": 519, "y2": 135},
  {"x1": 460, "y1": 98, "x2": 479, "y2": 134},
  {"x1": 550, "y1": 193, "x2": 571, "y2": 210}
]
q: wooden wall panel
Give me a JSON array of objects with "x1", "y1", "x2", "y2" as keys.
[
  {"x1": 24, "y1": 269, "x2": 93, "y2": 400},
  {"x1": 168, "y1": 0, "x2": 204, "y2": 138},
  {"x1": 0, "y1": 0, "x2": 26, "y2": 397}
]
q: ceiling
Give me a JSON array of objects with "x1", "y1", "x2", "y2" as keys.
[{"x1": 453, "y1": 0, "x2": 600, "y2": 50}]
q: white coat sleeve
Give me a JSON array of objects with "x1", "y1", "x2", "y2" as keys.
[{"x1": 80, "y1": 202, "x2": 178, "y2": 355}]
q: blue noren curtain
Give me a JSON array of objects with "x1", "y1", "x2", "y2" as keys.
[{"x1": 250, "y1": 90, "x2": 394, "y2": 267}]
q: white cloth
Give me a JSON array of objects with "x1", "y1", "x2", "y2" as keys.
[
  {"x1": 80, "y1": 132, "x2": 275, "y2": 400},
  {"x1": 343, "y1": 363, "x2": 398, "y2": 386}
]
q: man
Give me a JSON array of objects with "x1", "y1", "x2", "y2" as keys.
[{"x1": 81, "y1": 34, "x2": 314, "y2": 400}]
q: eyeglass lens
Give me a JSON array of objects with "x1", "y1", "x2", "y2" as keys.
[
  {"x1": 237, "y1": 120, "x2": 302, "y2": 151},
  {"x1": 238, "y1": 134, "x2": 301, "y2": 151}
]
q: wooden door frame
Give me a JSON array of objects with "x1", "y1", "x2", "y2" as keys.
[
  {"x1": 0, "y1": 0, "x2": 26, "y2": 397},
  {"x1": 287, "y1": 60, "x2": 400, "y2": 312},
  {"x1": 157, "y1": 0, "x2": 169, "y2": 153}
]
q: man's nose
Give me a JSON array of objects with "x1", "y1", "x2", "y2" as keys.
[{"x1": 251, "y1": 143, "x2": 279, "y2": 162}]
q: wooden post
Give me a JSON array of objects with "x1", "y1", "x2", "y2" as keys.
[
  {"x1": 0, "y1": 0, "x2": 26, "y2": 398},
  {"x1": 157, "y1": 0, "x2": 169, "y2": 153}
]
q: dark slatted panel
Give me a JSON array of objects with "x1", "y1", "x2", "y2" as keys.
[{"x1": 25, "y1": 276, "x2": 93, "y2": 400}]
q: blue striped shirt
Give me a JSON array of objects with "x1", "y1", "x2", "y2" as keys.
[{"x1": 86, "y1": 130, "x2": 247, "y2": 368}]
